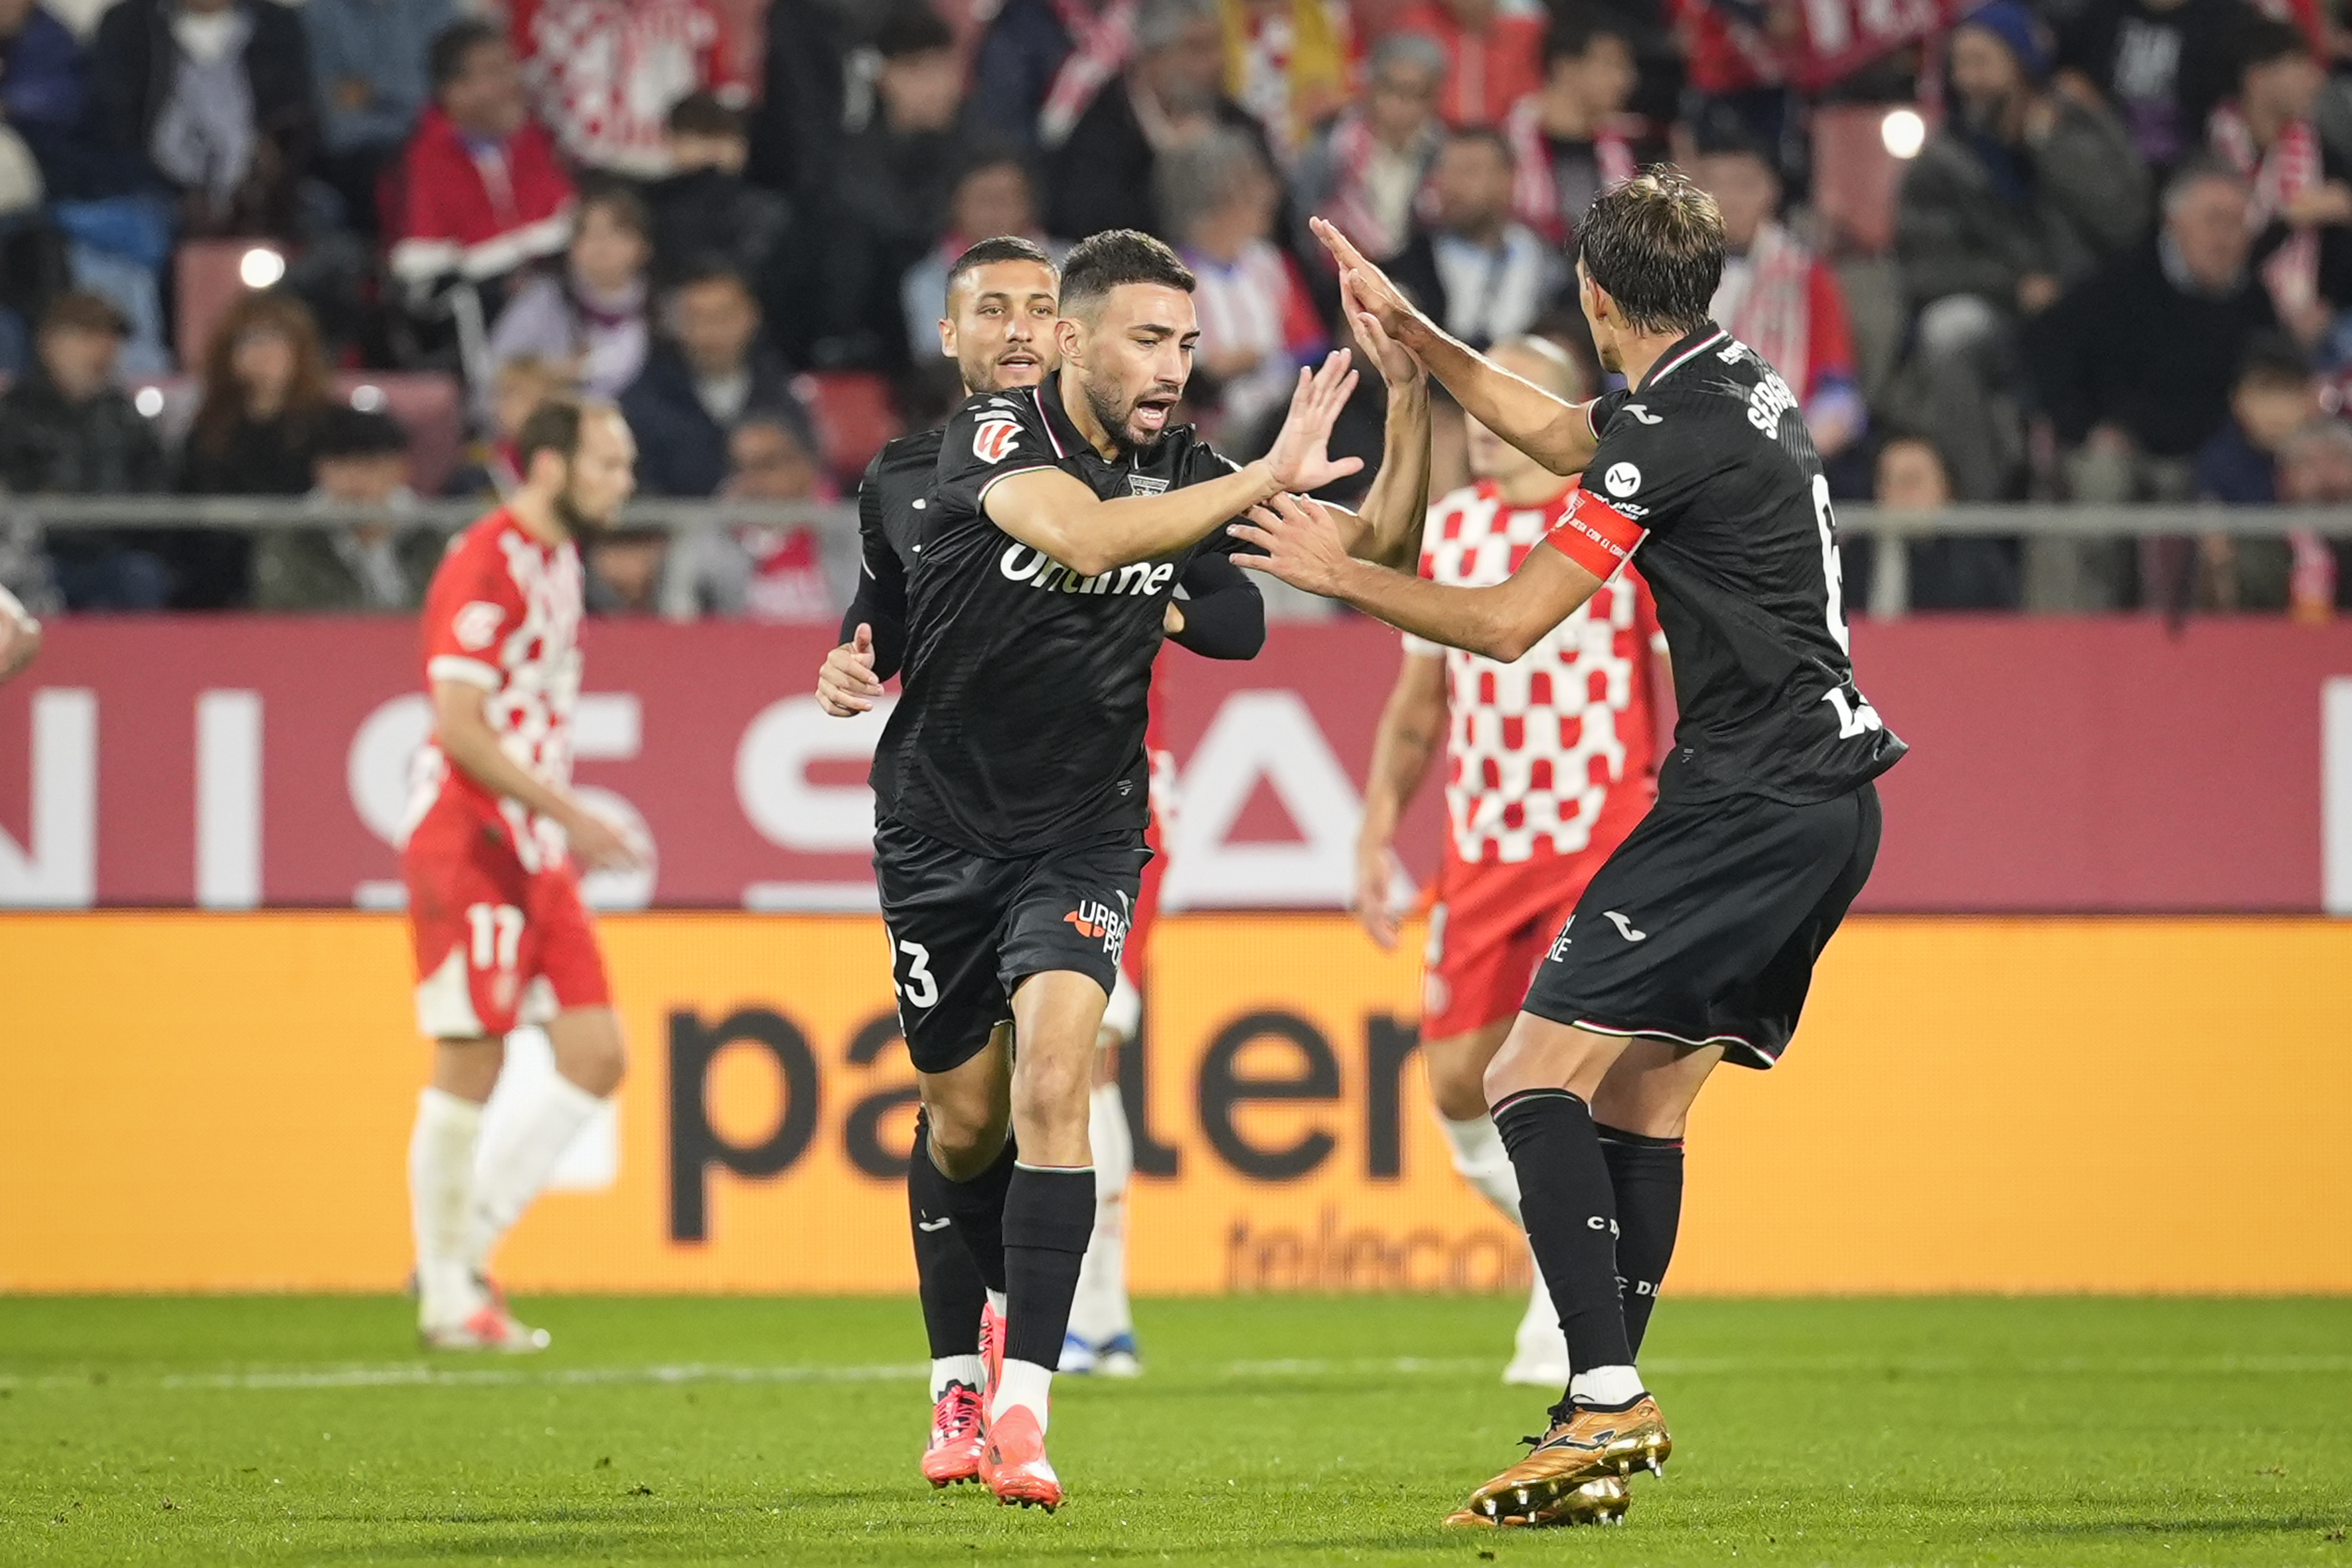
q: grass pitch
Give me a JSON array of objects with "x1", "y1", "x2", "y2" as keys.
[{"x1": 0, "y1": 1294, "x2": 2345, "y2": 1566}]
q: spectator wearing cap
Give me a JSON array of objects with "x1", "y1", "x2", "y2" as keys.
[
  {"x1": 485, "y1": 185, "x2": 655, "y2": 408},
  {"x1": 2057, "y1": 0, "x2": 2259, "y2": 175},
  {"x1": 305, "y1": 0, "x2": 455, "y2": 236},
  {"x1": 0, "y1": 291, "x2": 171, "y2": 611},
  {"x1": 1292, "y1": 31, "x2": 1447, "y2": 262},
  {"x1": 647, "y1": 91, "x2": 791, "y2": 291},
  {"x1": 824, "y1": 7, "x2": 971, "y2": 368},
  {"x1": 2207, "y1": 18, "x2": 2352, "y2": 357},
  {"x1": 2031, "y1": 160, "x2": 2282, "y2": 607},
  {"x1": 86, "y1": 0, "x2": 317, "y2": 238},
  {"x1": 1161, "y1": 127, "x2": 1328, "y2": 445},
  {"x1": 1504, "y1": 15, "x2": 1654, "y2": 247},
  {"x1": 619, "y1": 264, "x2": 810, "y2": 499},
  {"x1": 1387, "y1": 0, "x2": 1546, "y2": 129},
  {"x1": 1892, "y1": 0, "x2": 2148, "y2": 501},
  {"x1": 1221, "y1": 0, "x2": 1351, "y2": 167},
  {"x1": 388, "y1": 19, "x2": 574, "y2": 310},
  {"x1": 253, "y1": 405, "x2": 444, "y2": 611},
  {"x1": 1387, "y1": 126, "x2": 1563, "y2": 351},
  {"x1": 518, "y1": 0, "x2": 744, "y2": 181},
  {"x1": 1045, "y1": 0, "x2": 1276, "y2": 244},
  {"x1": 1696, "y1": 133, "x2": 1865, "y2": 465}
]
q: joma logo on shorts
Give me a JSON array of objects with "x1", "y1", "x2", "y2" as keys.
[{"x1": 1000, "y1": 544, "x2": 1175, "y2": 597}]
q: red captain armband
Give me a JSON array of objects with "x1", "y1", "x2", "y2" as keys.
[{"x1": 1545, "y1": 487, "x2": 1646, "y2": 578}]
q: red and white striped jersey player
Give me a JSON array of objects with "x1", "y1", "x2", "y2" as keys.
[
  {"x1": 401, "y1": 400, "x2": 645, "y2": 1352},
  {"x1": 1355, "y1": 337, "x2": 1667, "y2": 1388}
]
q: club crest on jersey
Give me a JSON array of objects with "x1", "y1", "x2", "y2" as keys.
[
  {"x1": 453, "y1": 600, "x2": 504, "y2": 651},
  {"x1": 1127, "y1": 473, "x2": 1169, "y2": 497},
  {"x1": 1603, "y1": 463, "x2": 1642, "y2": 499},
  {"x1": 973, "y1": 416, "x2": 1023, "y2": 464},
  {"x1": 1063, "y1": 899, "x2": 1129, "y2": 961}
]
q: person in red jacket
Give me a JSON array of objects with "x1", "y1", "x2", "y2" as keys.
[{"x1": 388, "y1": 19, "x2": 575, "y2": 310}]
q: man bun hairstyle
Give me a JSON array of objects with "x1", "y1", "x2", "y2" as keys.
[
  {"x1": 1575, "y1": 165, "x2": 1726, "y2": 337},
  {"x1": 945, "y1": 234, "x2": 1058, "y2": 303},
  {"x1": 1057, "y1": 229, "x2": 1196, "y2": 320}
]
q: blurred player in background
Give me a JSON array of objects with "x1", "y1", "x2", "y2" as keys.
[
  {"x1": 1354, "y1": 335, "x2": 1665, "y2": 1390},
  {"x1": 402, "y1": 400, "x2": 645, "y2": 1351},
  {"x1": 815, "y1": 236, "x2": 1266, "y2": 1486}
]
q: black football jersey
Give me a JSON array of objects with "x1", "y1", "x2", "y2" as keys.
[
  {"x1": 1560, "y1": 324, "x2": 1906, "y2": 806},
  {"x1": 870, "y1": 375, "x2": 1248, "y2": 856}
]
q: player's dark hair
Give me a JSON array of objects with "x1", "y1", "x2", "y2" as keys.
[
  {"x1": 515, "y1": 398, "x2": 595, "y2": 471},
  {"x1": 666, "y1": 88, "x2": 744, "y2": 139},
  {"x1": 2234, "y1": 15, "x2": 2312, "y2": 76},
  {"x1": 1575, "y1": 165, "x2": 1725, "y2": 337},
  {"x1": 429, "y1": 19, "x2": 505, "y2": 93},
  {"x1": 944, "y1": 236, "x2": 1058, "y2": 305},
  {"x1": 1547, "y1": 11, "x2": 1630, "y2": 64},
  {"x1": 1057, "y1": 230, "x2": 1196, "y2": 319}
]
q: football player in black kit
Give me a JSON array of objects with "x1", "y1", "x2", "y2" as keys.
[
  {"x1": 1237, "y1": 182, "x2": 1907, "y2": 1529},
  {"x1": 815, "y1": 236, "x2": 1271, "y2": 1490},
  {"x1": 821, "y1": 228, "x2": 1433, "y2": 1510}
]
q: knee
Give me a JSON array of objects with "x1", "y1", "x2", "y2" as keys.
[
  {"x1": 924, "y1": 1101, "x2": 996, "y2": 1171},
  {"x1": 552, "y1": 1013, "x2": 627, "y2": 1098},
  {"x1": 1423, "y1": 1047, "x2": 1490, "y2": 1125},
  {"x1": 1009, "y1": 1046, "x2": 1091, "y2": 1131}
]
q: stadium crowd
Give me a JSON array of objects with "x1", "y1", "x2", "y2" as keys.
[{"x1": 1, "y1": 0, "x2": 2349, "y2": 620}]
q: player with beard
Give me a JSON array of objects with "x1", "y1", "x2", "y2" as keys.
[
  {"x1": 828, "y1": 228, "x2": 1429, "y2": 1510},
  {"x1": 401, "y1": 399, "x2": 645, "y2": 1351},
  {"x1": 815, "y1": 236, "x2": 1269, "y2": 1488},
  {"x1": 1239, "y1": 188, "x2": 1905, "y2": 1527}
]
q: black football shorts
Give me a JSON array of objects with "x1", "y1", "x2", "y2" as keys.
[
  {"x1": 872, "y1": 817, "x2": 1150, "y2": 1075},
  {"x1": 1520, "y1": 783, "x2": 1881, "y2": 1067}
]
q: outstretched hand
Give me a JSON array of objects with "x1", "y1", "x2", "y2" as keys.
[
  {"x1": 1261, "y1": 349, "x2": 1364, "y2": 495},
  {"x1": 1229, "y1": 491, "x2": 1358, "y2": 599},
  {"x1": 1312, "y1": 217, "x2": 1433, "y2": 349},
  {"x1": 817, "y1": 623, "x2": 884, "y2": 716},
  {"x1": 1339, "y1": 267, "x2": 1424, "y2": 390}
]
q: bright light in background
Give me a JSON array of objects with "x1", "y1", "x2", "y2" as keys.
[
  {"x1": 239, "y1": 246, "x2": 287, "y2": 289},
  {"x1": 133, "y1": 387, "x2": 165, "y2": 418},
  {"x1": 1881, "y1": 108, "x2": 1926, "y2": 160},
  {"x1": 349, "y1": 384, "x2": 386, "y2": 412}
]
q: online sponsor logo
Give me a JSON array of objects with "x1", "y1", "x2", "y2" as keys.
[{"x1": 999, "y1": 544, "x2": 1176, "y2": 597}]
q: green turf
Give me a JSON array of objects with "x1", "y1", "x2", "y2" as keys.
[{"x1": 1, "y1": 1294, "x2": 2346, "y2": 1566}]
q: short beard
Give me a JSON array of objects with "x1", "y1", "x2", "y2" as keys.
[
  {"x1": 552, "y1": 486, "x2": 607, "y2": 540},
  {"x1": 1081, "y1": 370, "x2": 1141, "y2": 454}
]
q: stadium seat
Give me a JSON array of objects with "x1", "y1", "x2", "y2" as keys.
[
  {"x1": 796, "y1": 370, "x2": 904, "y2": 489},
  {"x1": 340, "y1": 373, "x2": 465, "y2": 497},
  {"x1": 173, "y1": 239, "x2": 256, "y2": 372},
  {"x1": 1810, "y1": 104, "x2": 1909, "y2": 258}
]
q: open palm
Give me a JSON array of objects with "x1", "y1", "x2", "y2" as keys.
[{"x1": 1263, "y1": 349, "x2": 1364, "y2": 495}]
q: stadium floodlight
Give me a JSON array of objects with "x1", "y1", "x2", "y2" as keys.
[
  {"x1": 240, "y1": 246, "x2": 287, "y2": 289},
  {"x1": 1881, "y1": 108, "x2": 1926, "y2": 160},
  {"x1": 133, "y1": 386, "x2": 165, "y2": 418}
]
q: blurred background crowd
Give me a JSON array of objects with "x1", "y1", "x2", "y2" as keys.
[{"x1": 2, "y1": 0, "x2": 2350, "y2": 621}]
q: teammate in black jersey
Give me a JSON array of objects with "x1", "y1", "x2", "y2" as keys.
[
  {"x1": 825, "y1": 228, "x2": 1431, "y2": 1511},
  {"x1": 1238, "y1": 185, "x2": 1906, "y2": 1529},
  {"x1": 815, "y1": 236, "x2": 1269, "y2": 1491}
]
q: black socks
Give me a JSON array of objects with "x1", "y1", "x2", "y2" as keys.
[
  {"x1": 1493, "y1": 1089, "x2": 1634, "y2": 1377},
  {"x1": 909, "y1": 1112, "x2": 990, "y2": 1360},
  {"x1": 934, "y1": 1127, "x2": 1016, "y2": 1296},
  {"x1": 999, "y1": 1164, "x2": 1095, "y2": 1369},
  {"x1": 1597, "y1": 1123, "x2": 1685, "y2": 1357}
]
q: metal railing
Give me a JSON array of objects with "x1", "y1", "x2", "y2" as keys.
[{"x1": 9, "y1": 497, "x2": 2350, "y2": 617}]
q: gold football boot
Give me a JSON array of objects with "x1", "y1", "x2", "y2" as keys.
[{"x1": 1445, "y1": 1395, "x2": 1672, "y2": 1528}]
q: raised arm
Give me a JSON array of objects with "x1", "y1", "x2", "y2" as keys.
[
  {"x1": 1312, "y1": 218, "x2": 1605, "y2": 478},
  {"x1": 1232, "y1": 493, "x2": 1604, "y2": 663},
  {"x1": 1337, "y1": 274, "x2": 1434, "y2": 572},
  {"x1": 984, "y1": 351, "x2": 1362, "y2": 576}
]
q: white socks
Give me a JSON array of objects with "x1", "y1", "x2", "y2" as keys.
[
  {"x1": 467, "y1": 1071, "x2": 606, "y2": 1275},
  {"x1": 409, "y1": 1087, "x2": 485, "y2": 1325},
  {"x1": 1066, "y1": 1081, "x2": 1135, "y2": 1344},
  {"x1": 1441, "y1": 1111, "x2": 1524, "y2": 1225},
  {"x1": 991, "y1": 1358, "x2": 1055, "y2": 1431},
  {"x1": 931, "y1": 1354, "x2": 984, "y2": 1401},
  {"x1": 1571, "y1": 1365, "x2": 1646, "y2": 1407}
]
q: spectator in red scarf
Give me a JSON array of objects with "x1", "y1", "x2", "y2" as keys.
[
  {"x1": 1387, "y1": 0, "x2": 1545, "y2": 127},
  {"x1": 1695, "y1": 131, "x2": 1863, "y2": 462},
  {"x1": 516, "y1": 0, "x2": 744, "y2": 180},
  {"x1": 2207, "y1": 17, "x2": 2352, "y2": 356},
  {"x1": 1292, "y1": 29, "x2": 1447, "y2": 260},
  {"x1": 973, "y1": 0, "x2": 1137, "y2": 153},
  {"x1": 389, "y1": 20, "x2": 574, "y2": 311},
  {"x1": 1503, "y1": 14, "x2": 1654, "y2": 246}
]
